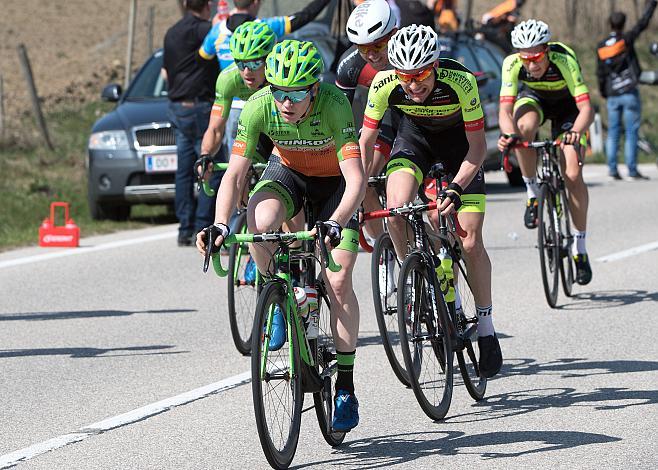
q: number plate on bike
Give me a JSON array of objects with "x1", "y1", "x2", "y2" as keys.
[{"x1": 144, "y1": 154, "x2": 177, "y2": 173}]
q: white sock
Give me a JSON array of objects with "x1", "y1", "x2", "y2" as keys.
[
  {"x1": 476, "y1": 305, "x2": 495, "y2": 337},
  {"x1": 573, "y1": 230, "x2": 587, "y2": 256},
  {"x1": 522, "y1": 176, "x2": 540, "y2": 200}
]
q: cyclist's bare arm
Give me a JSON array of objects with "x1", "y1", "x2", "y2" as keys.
[
  {"x1": 453, "y1": 128, "x2": 487, "y2": 190},
  {"x1": 359, "y1": 126, "x2": 380, "y2": 177},
  {"x1": 497, "y1": 100, "x2": 520, "y2": 151},
  {"x1": 571, "y1": 99, "x2": 594, "y2": 136},
  {"x1": 200, "y1": 112, "x2": 228, "y2": 158},
  {"x1": 330, "y1": 157, "x2": 366, "y2": 227}
]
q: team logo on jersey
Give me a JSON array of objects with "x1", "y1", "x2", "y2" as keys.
[
  {"x1": 342, "y1": 126, "x2": 355, "y2": 134},
  {"x1": 470, "y1": 98, "x2": 477, "y2": 106},
  {"x1": 374, "y1": 74, "x2": 396, "y2": 92},
  {"x1": 438, "y1": 69, "x2": 473, "y2": 94}
]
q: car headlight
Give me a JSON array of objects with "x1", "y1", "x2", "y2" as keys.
[{"x1": 89, "y1": 130, "x2": 130, "y2": 150}]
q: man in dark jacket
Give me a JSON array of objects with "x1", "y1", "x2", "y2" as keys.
[
  {"x1": 163, "y1": 0, "x2": 221, "y2": 246},
  {"x1": 597, "y1": 0, "x2": 657, "y2": 180}
]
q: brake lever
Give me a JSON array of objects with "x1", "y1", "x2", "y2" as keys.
[{"x1": 203, "y1": 228, "x2": 214, "y2": 273}]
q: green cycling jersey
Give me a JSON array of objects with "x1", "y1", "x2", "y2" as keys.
[{"x1": 232, "y1": 82, "x2": 361, "y2": 177}]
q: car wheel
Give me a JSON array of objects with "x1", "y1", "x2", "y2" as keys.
[{"x1": 90, "y1": 199, "x2": 131, "y2": 221}]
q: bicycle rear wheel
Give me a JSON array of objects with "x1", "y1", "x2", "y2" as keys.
[
  {"x1": 557, "y1": 187, "x2": 575, "y2": 297},
  {"x1": 251, "y1": 282, "x2": 302, "y2": 469},
  {"x1": 371, "y1": 232, "x2": 409, "y2": 386},
  {"x1": 228, "y1": 211, "x2": 258, "y2": 355},
  {"x1": 312, "y1": 282, "x2": 346, "y2": 447},
  {"x1": 452, "y1": 254, "x2": 487, "y2": 401},
  {"x1": 398, "y1": 252, "x2": 453, "y2": 421},
  {"x1": 538, "y1": 184, "x2": 560, "y2": 308}
]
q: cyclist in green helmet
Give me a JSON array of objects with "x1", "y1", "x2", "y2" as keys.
[
  {"x1": 197, "y1": 40, "x2": 365, "y2": 432},
  {"x1": 199, "y1": 21, "x2": 276, "y2": 166}
]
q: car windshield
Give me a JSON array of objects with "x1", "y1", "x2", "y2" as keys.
[{"x1": 123, "y1": 50, "x2": 167, "y2": 100}]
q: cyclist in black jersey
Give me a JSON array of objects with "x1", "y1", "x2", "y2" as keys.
[
  {"x1": 360, "y1": 24, "x2": 502, "y2": 379},
  {"x1": 336, "y1": 0, "x2": 398, "y2": 242},
  {"x1": 497, "y1": 20, "x2": 594, "y2": 285}
]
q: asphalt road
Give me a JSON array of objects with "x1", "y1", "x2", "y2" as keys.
[{"x1": 1, "y1": 164, "x2": 657, "y2": 469}]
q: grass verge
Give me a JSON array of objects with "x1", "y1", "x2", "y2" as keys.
[{"x1": 0, "y1": 101, "x2": 175, "y2": 252}]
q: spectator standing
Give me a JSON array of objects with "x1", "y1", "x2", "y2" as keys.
[
  {"x1": 163, "y1": 0, "x2": 221, "y2": 246},
  {"x1": 596, "y1": 0, "x2": 658, "y2": 180}
]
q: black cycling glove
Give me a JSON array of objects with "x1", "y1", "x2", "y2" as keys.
[
  {"x1": 438, "y1": 182, "x2": 463, "y2": 211},
  {"x1": 203, "y1": 222, "x2": 230, "y2": 254},
  {"x1": 323, "y1": 220, "x2": 342, "y2": 248}
]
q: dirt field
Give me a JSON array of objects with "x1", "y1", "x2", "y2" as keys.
[{"x1": 0, "y1": 0, "x2": 654, "y2": 143}]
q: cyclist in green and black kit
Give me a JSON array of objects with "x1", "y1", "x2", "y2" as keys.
[
  {"x1": 196, "y1": 40, "x2": 366, "y2": 432},
  {"x1": 359, "y1": 25, "x2": 502, "y2": 378},
  {"x1": 497, "y1": 19, "x2": 594, "y2": 285},
  {"x1": 199, "y1": 21, "x2": 275, "y2": 166}
]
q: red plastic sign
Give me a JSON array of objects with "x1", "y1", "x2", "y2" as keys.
[{"x1": 39, "y1": 202, "x2": 80, "y2": 247}]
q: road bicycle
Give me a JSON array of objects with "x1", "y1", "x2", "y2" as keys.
[
  {"x1": 197, "y1": 159, "x2": 267, "y2": 355},
  {"x1": 503, "y1": 140, "x2": 575, "y2": 308},
  {"x1": 370, "y1": 163, "x2": 487, "y2": 421},
  {"x1": 207, "y1": 214, "x2": 345, "y2": 469}
]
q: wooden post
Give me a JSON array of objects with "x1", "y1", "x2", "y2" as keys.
[
  {"x1": 125, "y1": 0, "x2": 137, "y2": 89},
  {"x1": 609, "y1": 0, "x2": 616, "y2": 14},
  {"x1": 17, "y1": 44, "x2": 54, "y2": 150},
  {"x1": 177, "y1": 0, "x2": 185, "y2": 16},
  {"x1": 147, "y1": 5, "x2": 155, "y2": 56},
  {"x1": 0, "y1": 74, "x2": 4, "y2": 142}
]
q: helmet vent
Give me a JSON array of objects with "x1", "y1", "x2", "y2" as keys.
[{"x1": 367, "y1": 22, "x2": 383, "y2": 34}]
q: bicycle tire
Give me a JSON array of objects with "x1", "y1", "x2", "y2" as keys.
[
  {"x1": 312, "y1": 282, "x2": 346, "y2": 447},
  {"x1": 397, "y1": 252, "x2": 454, "y2": 421},
  {"x1": 371, "y1": 232, "x2": 409, "y2": 386},
  {"x1": 451, "y1": 253, "x2": 487, "y2": 401},
  {"x1": 557, "y1": 187, "x2": 575, "y2": 297},
  {"x1": 228, "y1": 211, "x2": 258, "y2": 355},
  {"x1": 538, "y1": 184, "x2": 560, "y2": 308},
  {"x1": 251, "y1": 281, "x2": 302, "y2": 469}
]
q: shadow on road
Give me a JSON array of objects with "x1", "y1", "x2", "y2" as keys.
[
  {"x1": 557, "y1": 289, "x2": 658, "y2": 310},
  {"x1": 0, "y1": 308, "x2": 196, "y2": 321},
  {"x1": 0, "y1": 345, "x2": 187, "y2": 359},
  {"x1": 297, "y1": 429, "x2": 620, "y2": 468}
]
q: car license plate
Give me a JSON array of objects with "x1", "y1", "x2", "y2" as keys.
[{"x1": 145, "y1": 154, "x2": 177, "y2": 173}]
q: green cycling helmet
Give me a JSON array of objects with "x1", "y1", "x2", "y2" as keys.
[
  {"x1": 265, "y1": 40, "x2": 324, "y2": 87},
  {"x1": 230, "y1": 21, "x2": 276, "y2": 61}
]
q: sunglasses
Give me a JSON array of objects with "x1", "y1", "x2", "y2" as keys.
[
  {"x1": 235, "y1": 59, "x2": 265, "y2": 71},
  {"x1": 519, "y1": 50, "x2": 546, "y2": 64},
  {"x1": 356, "y1": 32, "x2": 394, "y2": 55},
  {"x1": 395, "y1": 66, "x2": 434, "y2": 84},
  {"x1": 270, "y1": 86, "x2": 313, "y2": 103}
]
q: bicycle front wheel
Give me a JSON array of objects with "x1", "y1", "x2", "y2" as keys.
[
  {"x1": 228, "y1": 211, "x2": 258, "y2": 355},
  {"x1": 538, "y1": 185, "x2": 560, "y2": 308},
  {"x1": 312, "y1": 282, "x2": 346, "y2": 447},
  {"x1": 371, "y1": 232, "x2": 409, "y2": 386},
  {"x1": 557, "y1": 187, "x2": 575, "y2": 297},
  {"x1": 452, "y1": 254, "x2": 487, "y2": 401},
  {"x1": 251, "y1": 282, "x2": 302, "y2": 469},
  {"x1": 398, "y1": 252, "x2": 454, "y2": 421}
]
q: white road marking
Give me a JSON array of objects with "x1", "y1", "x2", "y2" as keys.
[
  {"x1": 0, "y1": 231, "x2": 176, "y2": 270},
  {"x1": 0, "y1": 371, "x2": 251, "y2": 469},
  {"x1": 596, "y1": 240, "x2": 658, "y2": 263}
]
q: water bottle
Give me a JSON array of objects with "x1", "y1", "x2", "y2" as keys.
[
  {"x1": 294, "y1": 287, "x2": 309, "y2": 320},
  {"x1": 439, "y1": 253, "x2": 455, "y2": 303},
  {"x1": 244, "y1": 257, "x2": 256, "y2": 284},
  {"x1": 305, "y1": 286, "x2": 319, "y2": 339}
]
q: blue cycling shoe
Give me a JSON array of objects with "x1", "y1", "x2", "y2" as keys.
[
  {"x1": 268, "y1": 305, "x2": 287, "y2": 351},
  {"x1": 332, "y1": 390, "x2": 359, "y2": 432}
]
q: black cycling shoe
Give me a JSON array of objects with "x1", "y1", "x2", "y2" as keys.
[
  {"x1": 524, "y1": 198, "x2": 538, "y2": 229},
  {"x1": 573, "y1": 253, "x2": 592, "y2": 285},
  {"x1": 478, "y1": 334, "x2": 502, "y2": 379}
]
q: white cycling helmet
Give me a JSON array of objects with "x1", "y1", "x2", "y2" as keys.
[
  {"x1": 346, "y1": 0, "x2": 397, "y2": 45},
  {"x1": 388, "y1": 24, "x2": 440, "y2": 71},
  {"x1": 511, "y1": 19, "x2": 552, "y2": 49}
]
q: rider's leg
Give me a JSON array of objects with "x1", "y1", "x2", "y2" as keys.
[
  {"x1": 246, "y1": 191, "x2": 287, "y2": 274},
  {"x1": 386, "y1": 169, "x2": 420, "y2": 260},
  {"x1": 362, "y1": 149, "x2": 387, "y2": 239},
  {"x1": 562, "y1": 145, "x2": 588, "y2": 233}
]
